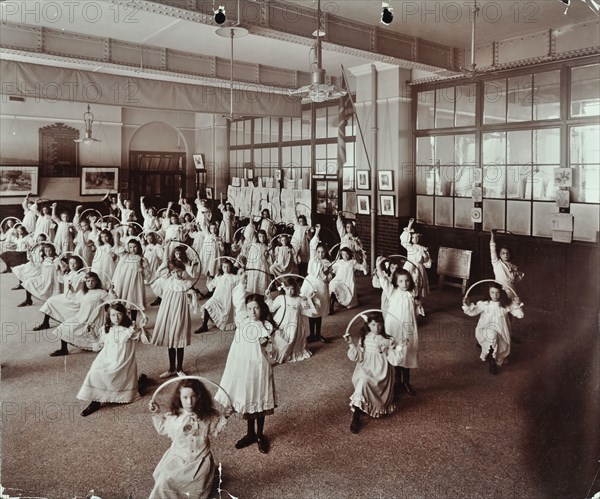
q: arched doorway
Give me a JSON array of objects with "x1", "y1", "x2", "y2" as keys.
[{"x1": 128, "y1": 121, "x2": 188, "y2": 207}]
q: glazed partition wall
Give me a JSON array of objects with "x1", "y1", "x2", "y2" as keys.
[
  {"x1": 413, "y1": 58, "x2": 599, "y2": 242},
  {"x1": 229, "y1": 103, "x2": 356, "y2": 214}
]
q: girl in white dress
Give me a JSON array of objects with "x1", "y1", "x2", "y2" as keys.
[
  {"x1": 238, "y1": 224, "x2": 270, "y2": 295},
  {"x1": 269, "y1": 234, "x2": 298, "y2": 277},
  {"x1": 199, "y1": 222, "x2": 224, "y2": 277},
  {"x1": 462, "y1": 283, "x2": 525, "y2": 374},
  {"x1": 266, "y1": 276, "x2": 312, "y2": 363},
  {"x1": 51, "y1": 203, "x2": 74, "y2": 254},
  {"x1": 34, "y1": 204, "x2": 55, "y2": 239},
  {"x1": 112, "y1": 239, "x2": 150, "y2": 322},
  {"x1": 73, "y1": 207, "x2": 95, "y2": 267},
  {"x1": 117, "y1": 193, "x2": 137, "y2": 227},
  {"x1": 1, "y1": 225, "x2": 33, "y2": 274},
  {"x1": 194, "y1": 194, "x2": 212, "y2": 228},
  {"x1": 21, "y1": 193, "x2": 38, "y2": 234},
  {"x1": 400, "y1": 219, "x2": 432, "y2": 316},
  {"x1": 336, "y1": 213, "x2": 367, "y2": 265},
  {"x1": 372, "y1": 257, "x2": 401, "y2": 314},
  {"x1": 143, "y1": 232, "x2": 164, "y2": 285},
  {"x1": 258, "y1": 209, "x2": 276, "y2": 239},
  {"x1": 92, "y1": 229, "x2": 118, "y2": 287},
  {"x1": 302, "y1": 226, "x2": 332, "y2": 343},
  {"x1": 0, "y1": 219, "x2": 17, "y2": 254},
  {"x1": 376, "y1": 259, "x2": 419, "y2": 396},
  {"x1": 215, "y1": 287, "x2": 275, "y2": 454},
  {"x1": 329, "y1": 247, "x2": 368, "y2": 314},
  {"x1": 150, "y1": 245, "x2": 197, "y2": 306},
  {"x1": 50, "y1": 271, "x2": 111, "y2": 356},
  {"x1": 164, "y1": 206, "x2": 183, "y2": 248},
  {"x1": 140, "y1": 196, "x2": 161, "y2": 232},
  {"x1": 148, "y1": 379, "x2": 228, "y2": 499},
  {"x1": 218, "y1": 201, "x2": 235, "y2": 255},
  {"x1": 151, "y1": 261, "x2": 197, "y2": 378},
  {"x1": 77, "y1": 303, "x2": 149, "y2": 416},
  {"x1": 195, "y1": 260, "x2": 239, "y2": 334},
  {"x1": 490, "y1": 230, "x2": 524, "y2": 301},
  {"x1": 344, "y1": 312, "x2": 405, "y2": 433},
  {"x1": 291, "y1": 215, "x2": 311, "y2": 277},
  {"x1": 34, "y1": 255, "x2": 85, "y2": 331},
  {"x1": 178, "y1": 189, "x2": 194, "y2": 220},
  {"x1": 18, "y1": 243, "x2": 62, "y2": 307}
]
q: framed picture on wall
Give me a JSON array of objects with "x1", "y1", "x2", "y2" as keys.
[
  {"x1": 0, "y1": 166, "x2": 39, "y2": 197},
  {"x1": 378, "y1": 170, "x2": 393, "y2": 191},
  {"x1": 205, "y1": 187, "x2": 213, "y2": 199},
  {"x1": 193, "y1": 154, "x2": 205, "y2": 170},
  {"x1": 81, "y1": 167, "x2": 119, "y2": 196},
  {"x1": 356, "y1": 170, "x2": 370, "y2": 190},
  {"x1": 357, "y1": 195, "x2": 370, "y2": 215},
  {"x1": 380, "y1": 195, "x2": 395, "y2": 216}
]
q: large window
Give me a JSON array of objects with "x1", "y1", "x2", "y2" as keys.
[
  {"x1": 414, "y1": 58, "x2": 599, "y2": 241},
  {"x1": 229, "y1": 103, "x2": 356, "y2": 214}
]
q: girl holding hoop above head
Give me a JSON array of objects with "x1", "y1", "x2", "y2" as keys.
[
  {"x1": 303, "y1": 225, "x2": 333, "y2": 343},
  {"x1": 215, "y1": 284, "x2": 276, "y2": 454},
  {"x1": 148, "y1": 378, "x2": 229, "y2": 499},
  {"x1": 336, "y1": 213, "x2": 367, "y2": 266},
  {"x1": 151, "y1": 261, "x2": 198, "y2": 379},
  {"x1": 400, "y1": 219, "x2": 432, "y2": 317},
  {"x1": 21, "y1": 193, "x2": 39, "y2": 234},
  {"x1": 34, "y1": 203, "x2": 55, "y2": 239},
  {"x1": 372, "y1": 257, "x2": 402, "y2": 314},
  {"x1": 116, "y1": 193, "x2": 137, "y2": 227},
  {"x1": 77, "y1": 302, "x2": 149, "y2": 417},
  {"x1": 218, "y1": 195, "x2": 236, "y2": 255},
  {"x1": 376, "y1": 258, "x2": 419, "y2": 396},
  {"x1": 199, "y1": 222, "x2": 224, "y2": 277},
  {"x1": 92, "y1": 229, "x2": 118, "y2": 287},
  {"x1": 291, "y1": 213, "x2": 311, "y2": 277},
  {"x1": 490, "y1": 230, "x2": 524, "y2": 301},
  {"x1": 140, "y1": 196, "x2": 161, "y2": 232},
  {"x1": 257, "y1": 208, "x2": 276, "y2": 239},
  {"x1": 73, "y1": 206, "x2": 95, "y2": 267},
  {"x1": 178, "y1": 188, "x2": 194, "y2": 220},
  {"x1": 462, "y1": 282, "x2": 524, "y2": 375},
  {"x1": 143, "y1": 231, "x2": 164, "y2": 284},
  {"x1": 266, "y1": 275, "x2": 312, "y2": 363},
  {"x1": 344, "y1": 311, "x2": 405, "y2": 434},
  {"x1": 51, "y1": 203, "x2": 75, "y2": 255}
]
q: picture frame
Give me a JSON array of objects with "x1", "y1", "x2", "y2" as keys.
[
  {"x1": 205, "y1": 187, "x2": 213, "y2": 200},
  {"x1": 193, "y1": 154, "x2": 205, "y2": 170},
  {"x1": 0, "y1": 166, "x2": 39, "y2": 197},
  {"x1": 81, "y1": 167, "x2": 119, "y2": 196},
  {"x1": 378, "y1": 170, "x2": 394, "y2": 191},
  {"x1": 554, "y1": 168, "x2": 573, "y2": 188},
  {"x1": 357, "y1": 195, "x2": 370, "y2": 215},
  {"x1": 356, "y1": 170, "x2": 370, "y2": 190},
  {"x1": 380, "y1": 195, "x2": 395, "y2": 216}
]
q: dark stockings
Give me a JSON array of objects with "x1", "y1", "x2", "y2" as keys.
[{"x1": 168, "y1": 348, "x2": 185, "y2": 372}]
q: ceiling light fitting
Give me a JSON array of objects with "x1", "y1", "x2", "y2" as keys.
[
  {"x1": 288, "y1": 0, "x2": 347, "y2": 103},
  {"x1": 214, "y1": 5, "x2": 226, "y2": 25},
  {"x1": 74, "y1": 104, "x2": 101, "y2": 144},
  {"x1": 381, "y1": 2, "x2": 394, "y2": 25}
]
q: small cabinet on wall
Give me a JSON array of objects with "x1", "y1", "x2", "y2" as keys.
[{"x1": 39, "y1": 123, "x2": 79, "y2": 177}]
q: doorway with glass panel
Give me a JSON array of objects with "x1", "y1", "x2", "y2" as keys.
[{"x1": 129, "y1": 151, "x2": 186, "y2": 209}]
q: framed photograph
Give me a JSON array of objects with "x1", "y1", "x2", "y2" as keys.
[
  {"x1": 245, "y1": 168, "x2": 254, "y2": 179},
  {"x1": 193, "y1": 154, "x2": 205, "y2": 170},
  {"x1": 380, "y1": 195, "x2": 395, "y2": 216},
  {"x1": 356, "y1": 170, "x2": 370, "y2": 190},
  {"x1": 378, "y1": 170, "x2": 393, "y2": 191},
  {"x1": 556, "y1": 188, "x2": 570, "y2": 208},
  {"x1": 357, "y1": 195, "x2": 370, "y2": 215},
  {"x1": 81, "y1": 167, "x2": 119, "y2": 196},
  {"x1": 0, "y1": 166, "x2": 39, "y2": 197},
  {"x1": 205, "y1": 187, "x2": 213, "y2": 199}
]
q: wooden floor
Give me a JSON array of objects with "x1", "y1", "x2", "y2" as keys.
[{"x1": 1, "y1": 271, "x2": 598, "y2": 499}]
